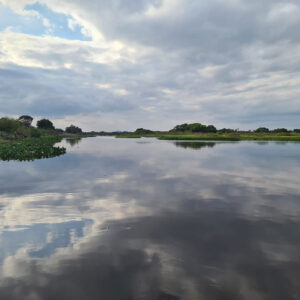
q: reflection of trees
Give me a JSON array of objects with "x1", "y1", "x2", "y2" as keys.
[
  {"x1": 174, "y1": 142, "x2": 216, "y2": 150},
  {"x1": 65, "y1": 138, "x2": 82, "y2": 147}
]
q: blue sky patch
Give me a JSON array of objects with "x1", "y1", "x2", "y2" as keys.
[{"x1": 0, "y1": 2, "x2": 91, "y2": 41}]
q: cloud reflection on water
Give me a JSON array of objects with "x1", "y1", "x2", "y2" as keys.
[{"x1": 0, "y1": 137, "x2": 300, "y2": 299}]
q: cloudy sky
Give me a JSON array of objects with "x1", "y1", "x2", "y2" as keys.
[{"x1": 0, "y1": 0, "x2": 300, "y2": 131}]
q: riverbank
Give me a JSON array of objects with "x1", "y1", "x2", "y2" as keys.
[
  {"x1": 0, "y1": 134, "x2": 89, "y2": 161},
  {"x1": 116, "y1": 133, "x2": 300, "y2": 141}
]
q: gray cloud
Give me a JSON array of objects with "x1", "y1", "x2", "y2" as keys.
[{"x1": 0, "y1": 0, "x2": 300, "y2": 130}]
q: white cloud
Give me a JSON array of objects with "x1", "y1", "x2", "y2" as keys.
[{"x1": 0, "y1": 0, "x2": 300, "y2": 129}]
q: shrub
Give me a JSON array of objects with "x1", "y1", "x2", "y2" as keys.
[
  {"x1": 55, "y1": 128, "x2": 64, "y2": 134},
  {"x1": 273, "y1": 128, "x2": 289, "y2": 134},
  {"x1": 170, "y1": 123, "x2": 217, "y2": 133},
  {"x1": 37, "y1": 119, "x2": 55, "y2": 130},
  {"x1": 15, "y1": 126, "x2": 31, "y2": 137},
  {"x1": 255, "y1": 127, "x2": 269, "y2": 133},
  {"x1": 0, "y1": 118, "x2": 21, "y2": 133},
  {"x1": 218, "y1": 128, "x2": 235, "y2": 134},
  {"x1": 30, "y1": 128, "x2": 41, "y2": 138},
  {"x1": 65, "y1": 125, "x2": 82, "y2": 134},
  {"x1": 135, "y1": 128, "x2": 153, "y2": 134}
]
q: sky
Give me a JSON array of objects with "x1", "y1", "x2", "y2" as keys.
[{"x1": 0, "y1": 0, "x2": 300, "y2": 131}]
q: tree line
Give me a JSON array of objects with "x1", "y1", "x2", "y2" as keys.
[
  {"x1": 133, "y1": 123, "x2": 300, "y2": 134},
  {"x1": 0, "y1": 115, "x2": 83, "y2": 139}
]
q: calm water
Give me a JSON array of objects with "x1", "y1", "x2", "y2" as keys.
[{"x1": 1, "y1": 137, "x2": 300, "y2": 300}]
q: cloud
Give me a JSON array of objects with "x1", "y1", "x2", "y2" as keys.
[
  {"x1": 0, "y1": 0, "x2": 300, "y2": 130},
  {"x1": 1, "y1": 139, "x2": 300, "y2": 298}
]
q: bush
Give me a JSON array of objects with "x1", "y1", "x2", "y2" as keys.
[
  {"x1": 135, "y1": 128, "x2": 153, "y2": 134},
  {"x1": 15, "y1": 126, "x2": 31, "y2": 137},
  {"x1": 218, "y1": 128, "x2": 235, "y2": 134},
  {"x1": 294, "y1": 129, "x2": 300, "y2": 133},
  {"x1": 55, "y1": 128, "x2": 64, "y2": 134},
  {"x1": 273, "y1": 128, "x2": 289, "y2": 134},
  {"x1": 255, "y1": 127, "x2": 269, "y2": 133},
  {"x1": 65, "y1": 125, "x2": 82, "y2": 134},
  {"x1": 30, "y1": 128, "x2": 41, "y2": 138},
  {"x1": 170, "y1": 123, "x2": 217, "y2": 133},
  {"x1": 37, "y1": 119, "x2": 55, "y2": 130},
  {"x1": 0, "y1": 118, "x2": 21, "y2": 133}
]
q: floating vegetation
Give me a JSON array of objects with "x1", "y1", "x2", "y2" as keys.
[{"x1": 0, "y1": 137, "x2": 66, "y2": 161}]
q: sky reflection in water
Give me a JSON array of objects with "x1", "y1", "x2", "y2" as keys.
[{"x1": 0, "y1": 137, "x2": 300, "y2": 300}]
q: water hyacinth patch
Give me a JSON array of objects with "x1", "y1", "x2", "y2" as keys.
[{"x1": 0, "y1": 137, "x2": 66, "y2": 161}]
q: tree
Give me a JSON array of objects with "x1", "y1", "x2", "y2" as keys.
[
  {"x1": 65, "y1": 125, "x2": 82, "y2": 134},
  {"x1": 218, "y1": 128, "x2": 235, "y2": 134},
  {"x1": 205, "y1": 125, "x2": 217, "y2": 133},
  {"x1": 37, "y1": 119, "x2": 55, "y2": 130},
  {"x1": 170, "y1": 123, "x2": 189, "y2": 132},
  {"x1": 18, "y1": 115, "x2": 33, "y2": 127},
  {"x1": 273, "y1": 128, "x2": 288, "y2": 134},
  {"x1": 135, "y1": 128, "x2": 153, "y2": 134},
  {"x1": 170, "y1": 123, "x2": 217, "y2": 133},
  {"x1": 255, "y1": 127, "x2": 269, "y2": 133},
  {"x1": 0, "y1": 118, "x2": 20, "y2": 133}
]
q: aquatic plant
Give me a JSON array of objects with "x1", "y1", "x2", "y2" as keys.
[{"x1": 0, "y1": 137, "x2": 66, "y2": 161}]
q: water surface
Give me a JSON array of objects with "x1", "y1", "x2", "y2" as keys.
[{"x1": 1, "y1": 137, "x2": 300, "y2": 299}]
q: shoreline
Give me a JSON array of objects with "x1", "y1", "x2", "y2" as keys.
[{"x1": 115, "y1": 133, "x2": 300, "y2": 141}]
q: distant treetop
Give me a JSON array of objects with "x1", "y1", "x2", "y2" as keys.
[
  {"x1": 135, "y1": 128, "x2": 153, "y2": 134},
  {"x1": 37, "y1": 119, "x2": 55, "y2": 130},
  {"x1": 273, "y1": 128, "x2": 288, "y2": 133},
  {"x1": 255, "y1": 127, "x2": 269, "y2": 133},
  {"x1": 170, "y1": 123, "x2": 217, "y2": 133},
  {"x1": 65, "y1": 125, "x2": 82, "y2": 134},
  {"x1": 18, "y1": 115, "x2": 33, "y2": 127}
]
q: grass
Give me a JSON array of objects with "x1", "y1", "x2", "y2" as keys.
[
  {"x1": 158, "y1": 135, "x2": 241, "y2": 141},
  {"x1": 239, "y1": 135, "x2": 300, "y2": 141},
  {"x1": 115, "y1": 132, "x2": 300, "y2": 142},
  {"x1": 0, "y1": 136, "x2": 66, "y2": 161}
]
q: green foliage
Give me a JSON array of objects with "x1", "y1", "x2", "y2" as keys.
[
  {"x1": 294, "y1": 129, "x2": 300, "y2": 133},
  {"x1": 255, "y1": 127, "x2": 270, "y2": 133},
  {"x1": 0, "y1": 118, "x2": 21, "y2": 133},
  {"x1": 170, "y1": 123, "x2": 217, "y2": 133},
  {"x1": 30, "y1": 128, "x2": 41, "y2": 138},
  {"x1": 18, "y1": 115, "x2": 33, "y2": 127},
  {"x1": 37, "y1": 119, "x2": 55, "y2": 130},
  {"x1": 135, "y1": 128, "x2": 153, "y2": 134},
  {"x1": 240, "y1": 135, "x2": 300, "y2": 141},
  {"x1": 0, "y1": 117, "x2": 43, "y2": 139},
  {"x1": 218, "y1": 128, "x2": 235, "y2": 134},
  {"x1": 65, "y1": 125, "x2": 82, "y2": 134},
  {"x1": 0, "y1": 137, "x2": 66, "y2": 161},
  {"x1": 15, "y1": 126, "x2": 31, "y2": 137},
  {"x1": 55, "y1": 128, "x2": 64, "y2": 134},
  {"x1": 272, "y1": 128, "x2": 289, "y2": 133}
]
